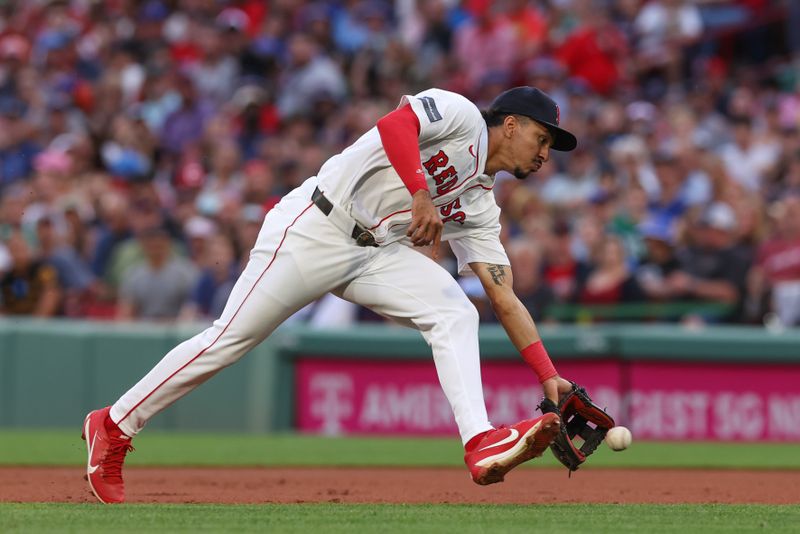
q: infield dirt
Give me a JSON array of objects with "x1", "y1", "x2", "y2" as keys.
[{"x1": 1, "y1": 467, "x2": 798, "y2": 504}]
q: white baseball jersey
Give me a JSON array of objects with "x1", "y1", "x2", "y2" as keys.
[
  {"x1": 317, "y1": 88, "x2": 509, "y2": 273},
  {"x1": 110, "y1": 88, "x2": 504, "y2": 448}
]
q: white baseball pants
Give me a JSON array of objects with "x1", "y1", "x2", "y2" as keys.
[{"x1": 110, "y1": 179, "x2": 493, "y2": 444}]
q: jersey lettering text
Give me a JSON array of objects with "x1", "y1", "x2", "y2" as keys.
[
  {"x1": 439, "y1": 198, "x2": 466, "y2": 225},
  {"x1": 433, "y1": 166, "x2": 458, "y2": 195},
  {"x1": 423, "y1": 150, "x2": 449, "y2": 174}
]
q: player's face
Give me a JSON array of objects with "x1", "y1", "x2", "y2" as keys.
[{"x1": 509, "y1": 118, "x2": 553, "y2": 180}]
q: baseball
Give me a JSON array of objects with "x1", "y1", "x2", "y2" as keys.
[{"x1": 605, "y1": 426, "x2": 632, "y2": 451}]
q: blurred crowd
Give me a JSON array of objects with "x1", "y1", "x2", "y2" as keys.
[{"x1": 0, "y1": 0, "x2": 799, "y2": 327}]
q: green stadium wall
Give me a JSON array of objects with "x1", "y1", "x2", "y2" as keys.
[{"x1": 1, "y1": 319, "x2": 799, "y2": 438}]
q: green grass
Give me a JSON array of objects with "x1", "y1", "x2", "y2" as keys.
[
  {"x1": 2, "y1": 433, "x2": 799, "y2": 532},
  {"x1": 1, "y1": 430, "x2": 799, "y2": 469},
  {"x1": 0, "y1": 503, "x2": 798, "y2": 533}
]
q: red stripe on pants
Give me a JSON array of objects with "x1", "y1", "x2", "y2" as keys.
[{"x1": 116, "y1": 202, "x2": 315, "y2": 425}]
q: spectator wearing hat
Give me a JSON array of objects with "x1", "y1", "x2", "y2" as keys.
[
  {"x1": 117, "y1": 223, "x2": 198, "y2": 321},
  {"x1": 667, "y1": 202, "x2": 751, "y2": 317},
  {"x1": 182, "y1": 215, "x2": 218, "y2": 267},
  {"x1": 215, "y1": 6, "x2": 253, "y2": 62},
  {"x1": 636, "y1": 217, "x2": 681, "y2": 301}
]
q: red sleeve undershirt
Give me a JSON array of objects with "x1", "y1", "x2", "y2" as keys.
[{"x1": 376, "y1": 104, "x2": 429, "y2": 196}]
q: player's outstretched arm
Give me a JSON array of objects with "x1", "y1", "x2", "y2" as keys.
[{"x1": 470, "y1": 262, "x2": 571, "y2": 402}]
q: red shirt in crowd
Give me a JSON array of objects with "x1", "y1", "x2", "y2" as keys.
[
  {"x1": 557, "y1": 24, "x2": 628, "y2": 95},
  {"x1": 756, "y1": 239, "x2": 800, "y2": 283}
]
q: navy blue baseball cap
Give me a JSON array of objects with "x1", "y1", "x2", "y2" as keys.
[{"x1": 489, "y1": 86, "x2": 577, "y2": 151}]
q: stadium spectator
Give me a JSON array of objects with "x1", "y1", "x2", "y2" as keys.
[
  {"x1": 717, "y1": 116, "x2": 781, "y2": 192},
  {"x1": 636, "y1": 217, "x2": 681, "y2": 301},
  {"x1": 160, "y1": 73, "x2": 215, "y2": 156},
  {"x1": 646, "y1": 151, "x2": 690, "y2": 228},
  {"x1": 576, "y1": 235, "x2": 642, "y2": 305},
  {"x1": 91, "y1": 191, "x2": 133, "y2": 283},
  {"x1": 195, "y1": 139, "x2": 245, "y2": 218},
  {"x1": 542, "y1": 221, "x2": 587, "y2": 304},
  {"x1": 453, "y1": 0, "x2": 517, "y2": 90},
  {"x1": 556, "y1": 5, "x2": 629, "y2": 96},
  {"x1": 276, "y1": 32, "x2": 347, "y2": 119},
  {"x1": 35, "y1": 215, "x2": 94, "y2": 316},
  {"x1": 748, "y1": 195, "x2": 800, "y2": 326},
  {"x1": 0, "y1": 97, "x2": 40, "y2": 188},
  {"x1": 0, "y1": 230, "x2": 61, "y2": 317},
  {"x1": 180, "y1": 233, "x2": 239, "y2": 321},
  {"x1": 668, "y1": 202, "x2": 751, "y2": 318},
  {"x1": 117, "y1": 224, "x2": 198, "y2": 321},
  {"x1": 0, "y1": 0, "x2": 794, "y2": 327},
  {"x1": 505, "y1": 238, "x2": 554, "y2": 322},
  {"x1": 633, "y1": 0, "x2": 703, "y2": 94}
]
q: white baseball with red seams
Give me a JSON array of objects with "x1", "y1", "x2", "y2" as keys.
[
  {"x1": 605, "y1": 426, "x2": 633, "y2": 451},
  {"x1": 109, "y1": 89, "x2": 508, "y2": 444}
]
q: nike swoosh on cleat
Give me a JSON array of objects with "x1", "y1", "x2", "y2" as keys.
[
  {"x1": 477, "y1": 428, "x2": 519, "y2": 452},
  {"x1": 86, "y1": 420, "x2": 100, "y2": 474}
]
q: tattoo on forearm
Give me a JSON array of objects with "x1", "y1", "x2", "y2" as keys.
[{"x1": 487, "y1": 264, "x2": 506, "y2": 286}]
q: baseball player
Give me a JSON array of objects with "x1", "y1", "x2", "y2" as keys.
[{"x1": 82, "y1": 86, "x2": 578, "y2": 504}]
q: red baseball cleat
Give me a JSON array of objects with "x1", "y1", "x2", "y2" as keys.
[
  {"x1": 464, "y1": 412, "x2": 561, "y2": 485},
  {"x1": 81, "y1": 406, "x2": 134, "y2": 504}
]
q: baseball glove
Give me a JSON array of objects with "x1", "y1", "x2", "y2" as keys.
[{"x1": 538, "y1": 382, "x2": 615, "y2": 473}]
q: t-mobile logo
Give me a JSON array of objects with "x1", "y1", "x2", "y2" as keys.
[{"x1": 309, "y1": 373, "x2": 354, "y2": 435}]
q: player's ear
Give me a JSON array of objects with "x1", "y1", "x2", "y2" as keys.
[{"x1": 503, "y1": 115, "x2": 517, "y2": 138}]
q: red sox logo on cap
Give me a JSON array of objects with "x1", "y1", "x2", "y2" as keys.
[{"x1": 489, "y1": 86, "x2": 577, "y2": 151}]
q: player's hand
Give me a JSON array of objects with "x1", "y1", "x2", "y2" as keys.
[
  {"x1": 541, "y1": 375, "x2": 573, "y2": 404},
  {"x1": 407, "y1": 189, "x2": 443, "y2": 251}
]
